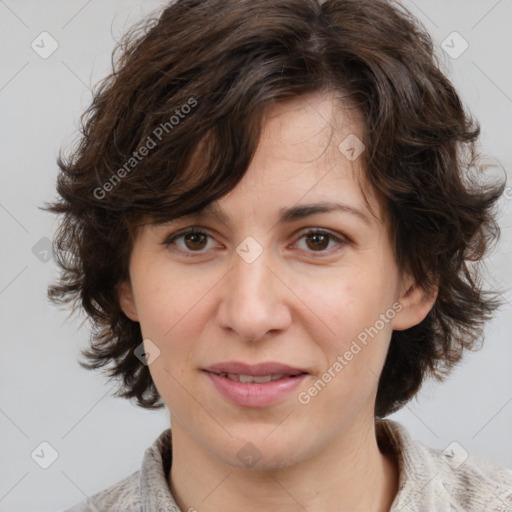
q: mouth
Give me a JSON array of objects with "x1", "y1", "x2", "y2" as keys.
[{"x1": 201, "y1": 361, "x2": 310, "y2": 408}]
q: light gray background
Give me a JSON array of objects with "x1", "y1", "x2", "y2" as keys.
[{"x1": 1, "y1": 1, "x2": 511, "y2": 511}]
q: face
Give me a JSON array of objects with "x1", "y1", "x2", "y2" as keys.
[{"x1": 119, "y1": 92, "x2": 434, "y2": 471}]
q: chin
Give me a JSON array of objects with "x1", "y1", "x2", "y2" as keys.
[
  {"x1": 214, "y1": 431, "x2": 310, "y2": 473},
  {"x1": 223, "y1": 447, "x2": 304, "y2": 473}
]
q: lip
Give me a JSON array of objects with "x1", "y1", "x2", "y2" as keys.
[
  {"x1": 202, "y1": 361, "x2": 309, "y2": 408},
  {"x1": 204, "y1": 372, "x2": 308, "y2": 408},
  {"x1": 203, "y1": 361, "x2": 308, "y2": 376}
]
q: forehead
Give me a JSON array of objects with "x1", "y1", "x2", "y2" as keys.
[{"x1": 216, "y1": 92, "x2": 382, "y2": 224}]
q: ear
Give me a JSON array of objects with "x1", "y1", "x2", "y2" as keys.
[
  {"x1": 392, "y1": 274, "x2": 437, "y2": 331},
  {"x1": 117, "y1": 279, "x2": 139, "y2": 322}
]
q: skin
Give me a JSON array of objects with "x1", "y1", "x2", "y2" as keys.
[{"x1": 118, "y1": 91, "x2": 437, "y2": 512}]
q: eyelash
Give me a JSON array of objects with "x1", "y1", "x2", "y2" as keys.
[{"x1": 162, "y1": 226, "x2": 348, "y2": 258}]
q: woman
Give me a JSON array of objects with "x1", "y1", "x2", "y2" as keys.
[{"x1": 44, "y1": 0, "x2": 512, "y2": 510}]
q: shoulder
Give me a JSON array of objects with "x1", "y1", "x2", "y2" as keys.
[
  {"x1": 378, "y1": 419, "x2": 512, "y2": 512},
  {"x1": 63, "y1": 471, "x2": 142, "y2": 512},
  {"x1": 423, "y1": 440, "x2": 512, "y2": 511},
  {"x1": 62, "y1": 428, "x2": 176, "y2": 512}
]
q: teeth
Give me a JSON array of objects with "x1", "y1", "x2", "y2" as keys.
[
  {"x1": 241, "y1": 374, "x2": 271, "y2": 383},
  {"x1": 222, "y1": 373, "x2": 287, "y2": 383}
]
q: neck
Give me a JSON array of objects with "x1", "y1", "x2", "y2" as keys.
[{"x1": 168, "y1": 416, "x2": 399, "y2": 512}]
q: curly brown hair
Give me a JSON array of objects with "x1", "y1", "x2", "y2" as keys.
[{"x1": 42, "y1": 0, "x2": 504, "y2": 418}]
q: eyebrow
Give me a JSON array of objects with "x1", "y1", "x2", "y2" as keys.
[{"x1": 170, "y1": 200, "x2": 372, "y2": 228}]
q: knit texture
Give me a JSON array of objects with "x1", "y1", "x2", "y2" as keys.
[{"x1": 64, "y1": 419, "x2": 512, "y2": 512}]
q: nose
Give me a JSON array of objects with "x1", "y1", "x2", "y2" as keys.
[{"x1": 216, "y1": 243, "x2": 292, "y2": 343}]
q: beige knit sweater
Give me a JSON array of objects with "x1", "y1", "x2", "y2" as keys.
[{"x1": 65, "y1": 419, "x2": 512, "y2": 511}]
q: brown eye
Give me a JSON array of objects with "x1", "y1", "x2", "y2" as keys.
[
  {"x1": 295, "y1": 229, "x2": 347, "y2": 255},
  {"x1": 304, "y1": 232, "x2": 331, "y2": 251},
  {"x1": 183, "y1": 231, "x2": 208, "y2": 250},
  {"x1": 164, "y1": 228, "x2": 214, "y2": 254}
]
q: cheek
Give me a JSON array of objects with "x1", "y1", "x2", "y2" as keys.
[
  {"x1": 308, "y1": 267, "x2": 397, "y2": 377},
  {"x1": 314, "y1": 267, "x2": 395, "y2": 334},
  {"x1": 132, "y1": 262, "x2": 211, "y2": 338},
  {"x1": 134, "y1": 272, "x2": 205, "y2": 409},
  {"x1": 129, "y1": 269, "x2": 211, "y2": 399}
]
